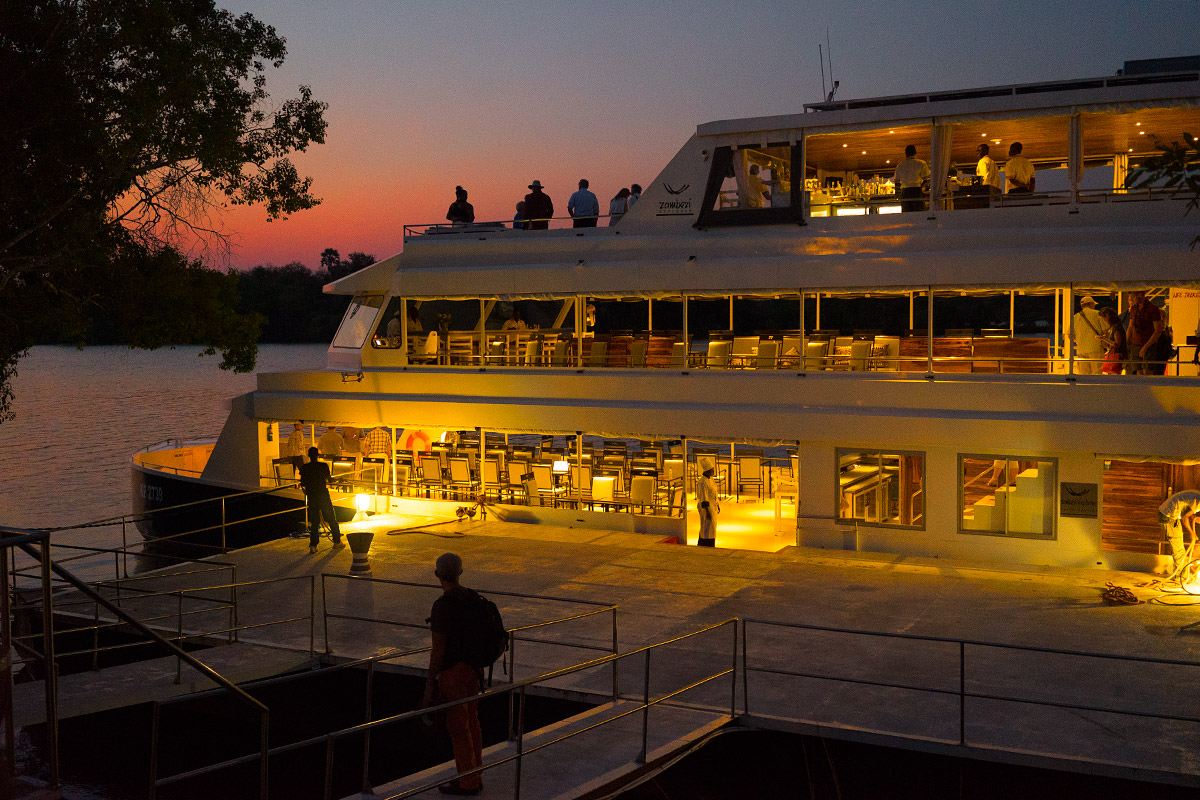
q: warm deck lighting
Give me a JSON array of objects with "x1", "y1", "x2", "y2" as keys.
[{"x1": 353, "y1": 492, "x2": 372, "y2": 521}]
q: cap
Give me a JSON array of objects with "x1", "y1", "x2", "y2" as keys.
[
  {"x1": 435, "y1": 552, "x2": 463, "y2": 580},
  {"x1": 1080, "y1": 296, "x2": 1096, "y2": 306}
]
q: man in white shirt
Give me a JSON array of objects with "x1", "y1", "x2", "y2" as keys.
[
  {"x1": 695, "y1": 458, "x2": 721, "y2": 547},
  {"x1": 976, "y1": 143, "x2": 1001, "y2": 199},
  {"x1": 1004, "y1": 141, "x2": 1036, "y2": 193},
  {"x1": 1070, "y1": 296, "x2": 1105, "y2": 375},
  {"x1": 893, "y1": 144, "x2": 930, "y2": 212},
  {"x1": 567, "y1": 178, "x2": 600, "y2": 228},
  {"x1": 1160, "y1": 490, "x2": 1200, "y2": 574}
]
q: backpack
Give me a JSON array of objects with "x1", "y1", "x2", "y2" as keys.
[{"x1": 459, "y1": 589, "x2": 509, "y2": 671}]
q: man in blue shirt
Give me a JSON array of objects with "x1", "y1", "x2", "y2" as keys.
[{"x1": 567, "y1": 178, "x2": 599, "y2": 228}]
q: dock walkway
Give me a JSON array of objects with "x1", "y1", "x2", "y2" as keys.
[{"x1": 27, "y1": 513, "x2": 1200, "y2": 796}]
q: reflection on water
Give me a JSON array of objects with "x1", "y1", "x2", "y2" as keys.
[{"x1": 0, "y1": 344, "x2": 326, "y2": 552}]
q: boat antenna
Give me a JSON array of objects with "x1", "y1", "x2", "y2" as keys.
[
  {"x1": 825, "y1": 28, "x2": 838, "y2": 102},
  {"x1": 819, "y1": 43, "x2": 827, "y2": 100}
]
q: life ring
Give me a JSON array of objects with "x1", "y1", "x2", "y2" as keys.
[{"x1": 402, "y1": 429, "x2": 432, "y2": 452}]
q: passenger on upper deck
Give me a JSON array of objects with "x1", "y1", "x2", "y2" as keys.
[
  {"x1": 608, "y1": 187, "x2": 630, "y2": 226},
  {"x1": 1127, "y1": 291, "x2": 1164, "y2": 375},
  {"x1": 501, "y1": 311, "x2": 527, "y2": 330},
  {"x1": 524, "y1": 180, "x2": 554, "y2": 230},
  {"x1": 628, "y1": 184, "x2": 642, "y2": 208},
  {"x1": 567, "y1": 179, "x2": 600, "y2": 228},
  {"x1": 513, "y1": 201, "x2": 528, "y2": 230},
  {"x1": 1004, "y1": 143, "x2": 1036, "y2": 194},
  {"x1": 318, "y1": 426, "x2": 344, "y2": 457},
  {"x1": 976, "y1": 144, "x2": 1001, "y2": 198},
  {"x1": 407, "y1": 305, "x2": 424, "y2": 334},
  {"x1": 446, "y1": 186, "x2": 475, "y2": 224},
  {"x1": 1071, "y1": 296, "x2": 1104, "y2": 375},
  {"x1": 893, "y1": 144, "x2": 930, "y2": 213}
]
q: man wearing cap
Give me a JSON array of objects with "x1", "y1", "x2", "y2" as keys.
[
  {"x1": 423, "y1": 553, "x2": 484, "y2": 795},
  {"x1": 695, "y1": 458, "x2": 720, "y2": 547},
  {"x1": 567, "y1": 178, "x2": 600, "y2": 228},
  {"x1": 1071, "y1": 296, "x2": 1105, "y2": 375},
  {"x1": 523, "y1": 180, "x2": 554, "y2": 230}
]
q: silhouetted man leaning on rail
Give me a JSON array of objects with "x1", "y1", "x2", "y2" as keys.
[{"x1": 298, "y1": 446, "x2": 342, "y2": 554}]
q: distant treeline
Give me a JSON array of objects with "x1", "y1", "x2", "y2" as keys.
[{"x1": 38, "y1": 249, "x2": 373, "y2": 346}]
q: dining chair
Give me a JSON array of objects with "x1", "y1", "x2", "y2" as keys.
[
  {"x1": 628, "y1": 475, "x2": 657, "y2": 514},
  {"x1": 736, "y1": 455, "x2": 765, "y2": 501},
  {"x1": 756, "y1": 340, "x2": 779, "y2": 369},
  {"x1": 448, "y1": 457, "x2": 477, "y2": 499},
  {"x1": 585, "y1": 340, "x2": 608, "y2": 367},
  {"x1": 629, "y1": 338, "x2": 649, "y2": 368},
  {"x1": 706, "y1": 339, "x2": 732, "y2": 368}
]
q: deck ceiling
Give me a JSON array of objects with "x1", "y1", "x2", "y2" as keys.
[{"x1": 802, "y1": 106, "x2": 1199, "y2": 173}]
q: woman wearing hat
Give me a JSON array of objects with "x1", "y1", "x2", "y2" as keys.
[{"x1": 696, "y1": 457, "x2": 720, "y2": 547}]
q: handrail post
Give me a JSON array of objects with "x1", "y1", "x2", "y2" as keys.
[
  {"x1": 91, "y1": 599, "x2": 100, "y2": 672},
  {"x1": 175, "y1": 592, "x2": 184, "y2": 684},
  {"x1": 507, "y1": 632, "x2": 518, "y2": 741},
  {"x1": 220, "y1": 497, "x2": 228, "y2": 553},
  {"x1": 121, "y1": 517, "x2": 129, "y2": 578},
  {"x1": 39, "y1": 538, "x2": 59, "y2": 788},
  {"x1": 513, "y1": 684, "x2": 529, "y2": 800},
  {"x1": 321, "y1": 574, "x2": 331, "y2": 655},
  {"x1": 729, "y1": 619, "x2": 737, "y2": 719},
  {"x1": 638, "y1": 648, "x2": 650, "y2": 764},
  {"x1": 959, "y1": 641, "x2": 966, "y2": 746},
  {"x1": 740, "y1": 619, "x2": 750, "y2": 715},
  {"x1": 322, "y1": 735, "x2": 336, "y2": 800},
  {"x1": 308, "y1": 573, "x2": 315, "y2": 658},
  {"x1": 148, "y1": 701, "x2": 161, "y2": 800},
  {"x1": 260, "y1": 709, "x2": 270, "y2": 800},
  {"x1": 361, "y1": 661, "x2": 375, "y2": 795},
  {"x1": 611, "y1": 606, "x2": 619, "y2": 701}
]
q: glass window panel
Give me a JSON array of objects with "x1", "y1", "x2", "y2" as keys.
[
  {"x1": 837, "y1": 449, "x2": 924, "y2": 529},
  {"x1": 331, "y1": 295, "x2": 383, "y2": 349},
  {"x1": 960, "y1": 454, "x2": 1055, "y2": 538}
]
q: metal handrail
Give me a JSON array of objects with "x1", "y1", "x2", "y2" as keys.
[
  {"x1": 2, "y1": 528, "x2": 274, "y2": 799},
  {"x1": 156, "y1": 616, "x2": 735, "y2": 800},
  {"x1": 740, "y1": 617, "x2": 1200, "y2": 759}
]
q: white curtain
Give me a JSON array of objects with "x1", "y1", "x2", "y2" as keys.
[{"x1": 929, "y1": 124, "x2": 954, "y2": 211}]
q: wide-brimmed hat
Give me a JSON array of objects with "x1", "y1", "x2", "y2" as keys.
[
  {"x1": 1080, "y1": 296, "x2": 1097, "y2": 306},
  {"x1": 528, "y1": 179, "x2": 544, "y2": 190}
]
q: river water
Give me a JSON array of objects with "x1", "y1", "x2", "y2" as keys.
[{"x1": 0, "y1": 344, "x2": 326, "y2": 546}]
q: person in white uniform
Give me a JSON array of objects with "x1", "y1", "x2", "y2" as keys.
[
  {"x1": 696, "y1": 457, "x2": 720, "y2": 547},
  {"x1": 892, "y1": 144, "x2": 930, "y2": 212},
  {"x1": 976, "y1": 143, "x2": 1001, "y2": 199},
  {"x1": 1004, "y1": 141, "x2": 1036, "y2": 193},
  {"x1": 1159, "y1": 490, "x2": 1200, "y2": 574},
  {"x1": 1071, "y1": 296, "x2": 1105, "y2": 375}
]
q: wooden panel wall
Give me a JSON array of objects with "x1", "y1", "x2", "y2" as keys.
[{"x1": 1102, "y1": 460, "x2": 1167, "y2": 554}]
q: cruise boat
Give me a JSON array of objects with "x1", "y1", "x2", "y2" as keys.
[{"x1": 133, "y1": 58, "x2": 1200, "y2": 572}]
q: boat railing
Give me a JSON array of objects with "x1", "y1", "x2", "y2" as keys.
[
  {"x1": 740, "y1": 617, "x2": 1200, "y2": 776},
  {"x1": 403, "y1": 212, "x2": 619, "y2": 239}
]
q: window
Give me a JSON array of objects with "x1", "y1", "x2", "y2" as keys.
[
  {"x1": 696, "y1": 145, "x2": 801, "y2": 227},
  {"x1": 960, "y1": 455, "x2": 1056, "y2": 538},
  {"x1": 836, "y1": 449, "x2": 925, "y2": 529},
  {"x1": 331, "y1": 294, "x2": 383, "y2": 350}
]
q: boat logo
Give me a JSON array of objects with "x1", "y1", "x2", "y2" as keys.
[{"x1": 657, "y1": 183, "x2": 693, "y2": 217}]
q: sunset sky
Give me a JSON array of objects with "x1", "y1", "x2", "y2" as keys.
[{"x1": 217, "y1": 0, "x2": 1200, "y2": 271}]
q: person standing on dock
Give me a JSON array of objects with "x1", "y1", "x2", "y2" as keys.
[
  {"x1": 423, "y1": 553, "x2": 485, "y2": 795},
  {"x1": 299, "y1": 447, "x2": 342, "y2": 554},
  {"x1": 696, "y1": 458, "x2": 720, "y2": 547}
]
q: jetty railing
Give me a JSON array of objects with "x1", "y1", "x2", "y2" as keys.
[
  {"x1": 148, "y1": 587, "x2": 632, "y2": 799},
  {"x1": 2, "y1": 528, "x2": 273, "y2": 799},
  {"x1": 740, "y1": 617, "x2": 1200, "y2": 777},
  {"x1": 321, "y1": 574, "x2": 620, "y2": 695},
  {"x1": 16, "y1": 573, "x2": 317, "y2": 682}
]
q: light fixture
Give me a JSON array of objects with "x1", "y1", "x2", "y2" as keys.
[
  {"x1": 341, "y1": 371, "x2": 364, "y2": 383},
  {"x1": 353, "y1": 493, "x2": 372, "y2": 521}
]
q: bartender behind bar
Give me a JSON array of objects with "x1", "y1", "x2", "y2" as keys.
[{"x1": 893, "y1": 144, "x2": 931, "y2": 212}]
